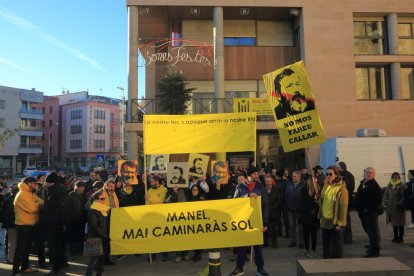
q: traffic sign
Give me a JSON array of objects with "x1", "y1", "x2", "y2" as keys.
[{"x1": 96, "y1": 154, "x2": 105, "y2": 163}]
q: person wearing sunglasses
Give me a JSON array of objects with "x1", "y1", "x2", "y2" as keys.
[
  {"x1": 319, "y1": 165, "x2": 348, "y2": 259},
  {"x1": 355, "y1": 167, "x2": 382, "y2": 258},
  {"x1": 85, "y1": 190, "x2": 110, "y2": 276},
  {"x1": 383, "y1": 172, "x2": 405, "y2": 243}
]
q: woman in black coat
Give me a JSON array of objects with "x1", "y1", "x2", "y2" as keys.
[
  {"x1": 299, "y1": 178, "x2": 320, "y2": 257},
  {"x1": 85, "y1": 190, "x2": 110, "y2": 276}
]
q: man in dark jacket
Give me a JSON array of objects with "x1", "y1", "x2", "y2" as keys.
[
  {"x1": 286, "y1": 171, "x2": 305, "y2": 248},
  {"x1": 44, "y1": 172, "x2": 69, "y2": 274},
  {"x1": 0, "y1": 184, "x2": 18, "y2": 263},
  {"x1": 355, "y1": 167, "x2": 382, "y2": 257},
  {"x1": 229, "y1": 168, "x2": 269, "y2": 276},
  {"x1": 264, "y1": 176, "x2": 282, "y2": 248},
  {"x1": 338, "y1": 161, "x2": 355, "y2": 244},
  {"x1": 67, "y1": 181, "x2": 87, "y2": 256}
]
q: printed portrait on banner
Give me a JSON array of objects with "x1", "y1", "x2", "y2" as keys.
[
  {"x1": 167, "y1": 162, "x2": 188, "y2": 188},
  {"x1": 118, "y1": 160, "x2": 139, "y2": 185},
  {"x1": 188, "y1": 153, "x2": 210, "y2": 177},
  {"x1": 211, "y1": 160, "x2": 230, "y2": 184},
  {"x1": 149, "y1": 154, "x2": 169, "y2": 173}
]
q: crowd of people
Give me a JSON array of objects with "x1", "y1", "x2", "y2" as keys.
[{"x1": 0, "y1": 164, "x2": 414, "y2": 276}]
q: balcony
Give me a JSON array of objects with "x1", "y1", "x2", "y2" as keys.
[
  {"x1": 20, "y1": 127, "x2": 43, "y2": 137},
  {"x1": 20, "y1": 107, "x2": 44, "y2": 120},
  {"x1": 19, "y1": 143, "x2": 42, "y2": 154}
]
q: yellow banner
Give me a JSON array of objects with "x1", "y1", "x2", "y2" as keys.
[
  {"x1": 110, "y1": 198, "x2": 263, "y2": 254},
  {"x1": 143, "y1": 113, "x2": 256, "y2": 154},
  {"x1": 263, "y1": 61, "x2": 326, "y2": 152},
  {"x1": 233, "y1": 98, "x2": 273, "y2": 116}
]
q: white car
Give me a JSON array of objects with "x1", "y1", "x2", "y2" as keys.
[{"x1": 23, "y1": 166, "x2": 37, "y2": 177}]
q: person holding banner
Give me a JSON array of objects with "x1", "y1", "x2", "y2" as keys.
[
  {"x1": 319, "y1": 166, "x2": 348, "y2": 259},
  {"x1": 230, "y1": 168, "x2": 269, "y2": 276}
]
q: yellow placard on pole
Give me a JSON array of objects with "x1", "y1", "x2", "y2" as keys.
[
  {"x1": 143, "y1": 113, "x2": 256, "y2": 154},
  {"x1": 263, "y1": 61, "x2": 326, "y2": 152},
  {"x1": 110, "y1": 197, "x2": 263, "y2": 254}
]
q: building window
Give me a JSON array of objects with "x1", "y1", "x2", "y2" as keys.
[
  {"x1": 71, "y1": 110, "x2": 82, "y2": 119},
  {"x1": 70, "y1": 125, "x2": 82, "y2": 134},
  {"x1": 192, "y1": 93, "x2": 216, "y2": 114},
  {"x1": 110, "y1": 113, "x2": 114, "y2": 123},
  {"x1": 70, "y1": 139, "x2": 82, "y2": 149},
  {"x1": 94, "y1": 140, "x2": 105, "y2": 148},
  {"x1": 94, "y1": 125, "x2": 105, "y2": 134},
  {"x1": 398, "y1": 21, "x2": 414, "y2": 54},
  {"x1": 401, "y1": 66, "x2": 414, "y2": 99},
  {"x1": 49, "y1": 120, "x2": 52, "y2": 127},
  {"x1": 0, "y1": 100, "x2": 5, "y2": 109},
  {"x1": 49, "y1": 106, "x2": 53, "y2": 113},
  {"x1": 224, "y1": 37, "x2": 255, "y2": 46},
  {"x1": 42, "y1": 121, "x2": 45, "y2": 127},
  {"x1": 42, "y1": 107, "x2": 45, "y2": 113},
  {"x1": 94, "y1": 110, "x2": 105, "y2": 119},
  {"x1": 355, "y1": 66, "x2": 391, "y2": 100},
  {"x1": 354, "y1": 19, "x2": 387, "y2": 55},
  {"x1": 0, "y1": 118, "x2": 4, "y2": 127}
]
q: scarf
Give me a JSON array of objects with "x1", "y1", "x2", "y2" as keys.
[
  {"x1": 390, "y1": 179, "x2": 402, "y2": 187},
  {"x1": 90, "y1": 201, "x2": 110, "y2": 217}
]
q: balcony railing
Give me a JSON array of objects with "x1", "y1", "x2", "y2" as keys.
[
  {"x1": 20, "y1": 127, "x2": 43, "y2": 137},
  {"x1": 20, "y1": 107, "x2": 44, "y2": 120},
  {"x1": 19, "y1": 143, "x2": 42, "y2": 154},
  {"x1": 127, "y1": 98, "x2": 274, "y2": 123}
]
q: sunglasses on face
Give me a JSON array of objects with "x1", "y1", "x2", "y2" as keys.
[
  {"x1": 392, "y1": 176, "x2": 400, "y2": 179},
  {"x1": 326, "y1": 173, "x2": 334, "y2": 176}
]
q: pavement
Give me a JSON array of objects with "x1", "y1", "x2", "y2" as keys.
[{"x1": 0, "y1": 211, "x2": 414, "y2": 276}]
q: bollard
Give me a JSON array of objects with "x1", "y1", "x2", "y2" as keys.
[{"x1": 208, "y1": 251, "x2": 221, "y2": 276}]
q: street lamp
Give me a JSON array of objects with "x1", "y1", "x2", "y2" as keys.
[
  {"x1": 47, "y1": 122, "x2": 59, "y2": 168},
  {"x1": 117, "y1": 86, "x2": 126, "y2": 158}
]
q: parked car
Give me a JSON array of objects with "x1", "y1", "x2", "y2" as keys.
[
  {"x1": 77, "y1": 166, "x2": 90, "y2": 175},
  {"x1": 23, "y1": 166, "x2": 37, "y2": 177},
  {"x1": 28, "y1": 170, "x2": 52, "y2": 178}
]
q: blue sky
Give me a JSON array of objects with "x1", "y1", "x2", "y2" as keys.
[{"x1": 0, "y1": 0, "x2": 145, "y2": 99}]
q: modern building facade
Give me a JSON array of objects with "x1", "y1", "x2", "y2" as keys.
[
  {"x1": 125, "y1": 0, "x2": 414, "y2": 171},
  {"x1": 0, "y1": 86, "x2": 44, "y2": 176}
]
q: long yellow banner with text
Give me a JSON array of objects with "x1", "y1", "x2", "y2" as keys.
[
  {"x1": 143, "y1": 113, "x2": 256, "y2": 154},
  {"x1": 110, "y1": 198, "x2": 263, "y2": 254},
  {"x1": 263, "y1": 61, "x2": 326, "y2": 152}
]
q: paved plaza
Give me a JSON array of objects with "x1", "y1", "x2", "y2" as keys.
[{"x1": 0, "y1": 211, "x2": 414, "y2": 275}]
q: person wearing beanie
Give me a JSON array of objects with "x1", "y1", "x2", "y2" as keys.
[
  {"x1": 44, "y1": 171, "x2": 69, "y2": 274},
  {"x1": 12, "y1": 177, "x2": 44, "y2": 275},
  {"x1": 67, "y1": 181, "x2": 88, "y2": 256}
]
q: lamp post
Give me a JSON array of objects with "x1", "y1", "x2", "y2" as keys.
[
  {"x1": 47, "y1": 122, "x2": 59, "y2": 168},
  {"x1": 117, "y1": 86, "x2": 126, "y2": 158}
]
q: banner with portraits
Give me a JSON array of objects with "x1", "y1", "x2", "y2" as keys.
[
  {"x1": 143, "y1": 113, "x2": 256, "y2": 154},
  {"x1": 167, "y1": 162, "x2": 189, "y2": 188},
  {"x1": 117, "y1": 160, "x2": 139, "y2": 185},
  {"x1": 188, "y1": 153, "x2": 209, "y2": 177},
  {"x1": 263, "y1": 61, "x2": 326, "y2": 152},
  {"x1": 149, "y1": 154, "x2": 169, "y2": 173},
  {"x1": 110, "y1": 197, "x2": 263, "y2": 254}
]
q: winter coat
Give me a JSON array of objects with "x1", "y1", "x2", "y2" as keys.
[
  {"x1": 0, "y1": 194, "x2": 16, "y2": 228},
  {"x1": 14, "y1": 182, "x2": 44, "y2": 226},
  {"x1": 285, "y1": 181, "x2": 305, "y2": 211},
  {"x1": 299, "y1": 185, "x2": 320, "y2": 227},
  {"x1": 87, "y1": 208, "x2": 109, "y2": 240},
  {"x1": 319, "y1": 180, "x2": 348, "y2": 230},
  {"x1": 266, "y1": 185, "x2": 282, "y2": 219},
  {"x1": 146, "y1": 185, "x2": 168, "y2": 205},
  {"x1": 404, "y1": 179, "x2": 414, "y2": 210},
  {"x1": 44, "y1": 182, "x2": 68, "y2": 227},
  {"x1": 355, "y1": 178, "x2": 382, "y2": 213},
  {"x1": 383, "y1": 183, "x2": 406, "y2": 226},
  {"x1": 67, "y1": 191, "x2": 87, "y2": 224}
]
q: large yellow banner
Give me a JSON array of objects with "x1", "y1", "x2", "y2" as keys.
[
  {"x1": 232, "y1": 98, "x2": 273, "y2": 116},
  {"x1": 110, "y1": 198, "x2": 263, "y2": 254},
  {"x1": 263, "y1": 61, "x2": 326, "y2": 152},
  {"x1": 143, "y1": 113, "x2": 256, "y2": 154}
]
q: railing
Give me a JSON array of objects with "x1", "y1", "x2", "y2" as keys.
[
  {"x1": 127, "y1": 98, "x2": 274, "y2": 123},
  {"x1": 19, "y1": 143, "x2": 42, "y2": 149},
  {"x1": 20, "y1": 107, "x2": 43, "y2": 116}
]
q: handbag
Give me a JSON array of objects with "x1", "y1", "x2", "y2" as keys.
[{"x1": 83, "y1": 237, "x2": 103, "y2": 257}]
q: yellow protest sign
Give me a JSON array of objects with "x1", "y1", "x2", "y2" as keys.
[
  {"x1": 263, "y1": 61, "x2": 326, "y2": 152},
  {"x1": 143, "y1": 113, "x2": 256, "y2": 154},
  {"x1": 233, "y1": 98, "x2": 273, "y2": 116},
  {"x1": 110, "y1": 198, "x2": 263, "y2": 254}
]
